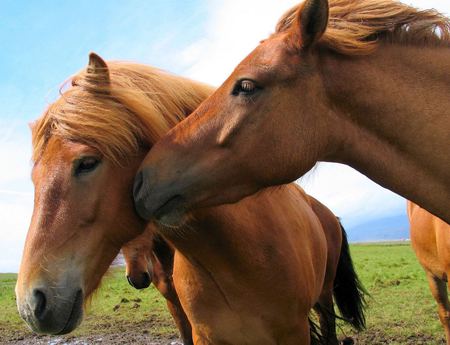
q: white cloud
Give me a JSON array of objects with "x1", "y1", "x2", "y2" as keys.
[
  {"x1": 0, "y1": 122, "x2": 33, "y2": 273},
  {"x1": 299, "y1": 163, "x2": 406, "y2": 227},
  {"x1": 407, "y1": 1, "x2": 449, "y2": 15},
  {"x1": 179, "y1": 0, "x2": 298, "y2": 85},
  {"x1": 0, "y1": 127, "x2": 33, "y2": 191},
  {"x1": 0, "y1": 194, "x2": 33, "y2": 272}
]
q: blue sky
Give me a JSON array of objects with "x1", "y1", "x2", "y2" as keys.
[
  {"x1": 0, "y1": 0, "x2": 448, "y2": 272},
  {"x1": 0, "y1": 0, "x2": 208, "y2": 123}
]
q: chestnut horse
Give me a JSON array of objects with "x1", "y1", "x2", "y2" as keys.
[
  {"x1": 16, "y1": 54, "x2": 365, "y2": 344},
  {"x1": 408, "y1": 201, "x2": 450, "y2": 344},
  {"x1": 133, "y1": 0, "x2": 450, "y2": 225},
  {"x1": 122, "y1": 227, "x2": 193, "y2": 345},
  {"x1": 123, "y1": 197, "x2": 365, "y2": 345}
]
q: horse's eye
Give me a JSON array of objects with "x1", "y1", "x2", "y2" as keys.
[
  {"x1": 232, "y1": 79, "x2": 260, "y2": 96},
  {"x1": 74, "y1": 157, "x2": 100, "y2": 176}
]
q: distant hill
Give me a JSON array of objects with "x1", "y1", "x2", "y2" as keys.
[{"x1": 345, "y1": 214, "x2": 410, "y2": 243}]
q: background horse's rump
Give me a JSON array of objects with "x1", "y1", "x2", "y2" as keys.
[{"x1": 409, "y1": 202, "x2": 450, "y2": 344}]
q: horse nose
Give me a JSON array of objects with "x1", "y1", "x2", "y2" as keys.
[
  {"x1": 141, "y1": 271, "x2": 151, "y2": 288},
  {"x1": 133, "y1": 170, "x2": 144, "y2": 201},
  {"x1": 18, "y1": 285, "x2": 84, "y2": 335},
  {"x1": 133, "y1": 170, "x2": 152, "y2": 220},
  {"x1": 31, "y1": 289, "x2": 47, "y2": 320},
  {"x1": 127, "y1": 275, "x2": 137, "y2": 289},
  {"x1": 127, "y1": 272, "x2": 151, "y2": 290}
]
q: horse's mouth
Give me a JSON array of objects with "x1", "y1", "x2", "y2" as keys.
[
  {"x1": 57, "y1": 289, "x2": 83, "y2": 335},
  {"x1": 154, "y1": 195, "x2": 188, "y2": 228},
  {"x1": 154, "y1": 195, "x2": 185, "y2": 219}
]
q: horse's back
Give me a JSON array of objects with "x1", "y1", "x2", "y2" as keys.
[{"x1": 409, "y1": 201, "x2": 450, "y2": 278}]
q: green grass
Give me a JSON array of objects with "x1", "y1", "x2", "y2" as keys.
[
  {"x1": 338, "y1": 243, "x2": 445, "y2": 344},
  {"x1": 0, "y1": 243, "x2": 446, "y2": 344},
  {"x1": 0, "y1": 273, "x2": 24, "y2": 337}
]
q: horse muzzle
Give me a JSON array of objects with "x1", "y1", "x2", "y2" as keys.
[
  {"x1": 17, "y1": 285, "x2": 84, "y2": 335},
  {"x1": 133, "y1": 168, "x2": 188, "y2": 225},
  {"x1": 127, "y1": 271, "x2": 152, "y2": 290}
]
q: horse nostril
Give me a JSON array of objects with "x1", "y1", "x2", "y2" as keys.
[
  {"x1": 127, "y1": 275, "x2": 136, "y2": 289},
  {"x1": 32, "y1": 289, "x2": 47, "y2": 320},
  {"x1": 141, "y1": 272, "x2": 151, "y2": 288}
]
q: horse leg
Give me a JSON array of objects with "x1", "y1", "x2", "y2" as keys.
[
  {"x1": 297, "y1": 317, "x2": 311, "y2": 345},
  {"x1": 151, "y1": 255, "x2": 193, "y2": 345},
  {"x1": 273, "y1": 317, "x2": 311, "y2": 345},
  {"x1": 165, "y1": 297, "x2": 193, "y2": 345},
  {"x1": 314, "y1": 291, "x2": 339, "y2": 345},
  {"x1": 426, "y1": 272, "x2": 450, "y2": 345},
  {"x1": 192, "y1": 331, "x2": 213, "y2": 345}
]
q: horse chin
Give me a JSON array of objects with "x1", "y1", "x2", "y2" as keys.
[
  {"x1": 55, "y1": 289, "x2": 84, "y2": 335},
  {"x1": 156, "y1": 212, "x2": 190, "y2": 233},
  {"x1": 154, "y1": 195, "x2": 189, "y2": 229}
]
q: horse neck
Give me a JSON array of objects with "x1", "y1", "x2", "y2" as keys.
[
  {"x1": 164, "y1": 186, "x2": 292, "y2": 269},
  {"x1": 320, "y1": 44, "x2": 450, "y2": 221},
  {"x1": 164, "y1": 206, "x2": 242, "y2": 266}
]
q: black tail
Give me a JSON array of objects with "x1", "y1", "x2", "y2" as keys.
[{"x1": 333, "y1": 222, "x2": 367, "y2": 331}]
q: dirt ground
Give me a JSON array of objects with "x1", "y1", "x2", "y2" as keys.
[
  {"x1": 3, "y1": 334, "x2": 183, "y2": 345},
  {"x1": 2, "y1": 329, "x2": 445, "y2": 345},
  {"x1": 1, "y1": 318, "x2": 183, "y2": 345},
  {"x1": 3, "y1": 333, "x2": 183, "y2": 345},
  {"x1": 350, "y1": 333, "x2": 445, "y2": 345}
]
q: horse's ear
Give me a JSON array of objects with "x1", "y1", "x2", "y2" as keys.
[
  {"x1": 86, "y1": 52, "x2": 110, "y2": 85},
  {"x1": 292, "y1": 0, "x2": 329, "y2": 50}
]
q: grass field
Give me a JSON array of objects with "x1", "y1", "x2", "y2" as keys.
[{"x1": 0, "y1": 243, "x2": 446, "y2": 344}]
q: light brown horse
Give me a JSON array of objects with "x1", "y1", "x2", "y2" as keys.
[
  {"x1": 133, "y1": 0, "x2": 450, "y2": 225},
  {"x1": 15, "y1": 55, "x2": 211, "y2": 336},
  {"x1": 408, "y1": 201, "x2": 450, "y2": 344},
  {"x1": 16, "y1": 54, "x2": 365, "y2": 344},
  {"x1": 122, "y1": 227, "x2": 193, "y2": 345},
  {"x1": 124, "y1": 197, "x2": 365, "y2": 345}
]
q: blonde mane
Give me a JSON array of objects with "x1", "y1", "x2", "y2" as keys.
[
  {"x1": 32, "y1": 62, "x2": 213, "y2": 165},
  {"x1": 276, "y1": 0, "x2": 450, "y2": 55}
]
